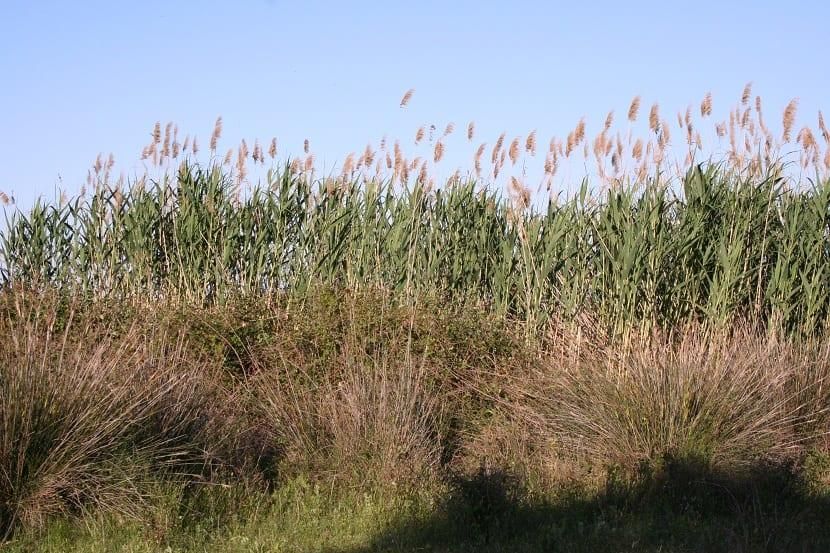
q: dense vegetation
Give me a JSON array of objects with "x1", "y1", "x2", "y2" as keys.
[
  {"x1": 3, "y1": 162, "x2": 830, "y2": 337},
  {"x1": 3, "y1": 85, "x2": 830, "y2": 551}
]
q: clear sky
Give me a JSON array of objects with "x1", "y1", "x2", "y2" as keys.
[{"x1": 2, "y1": 0, "x2": 828, "y2": 209}]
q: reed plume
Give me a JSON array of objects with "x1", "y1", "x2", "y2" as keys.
[
  {"x1": 628, "y1": 96, "x2": 641, "y2": 122},
  {"x1": 783, "y1": 99, "x2": 799, "y2": 142},
  {"x1": 399, "y1": 88, "x2": 415, "y2": 108}
]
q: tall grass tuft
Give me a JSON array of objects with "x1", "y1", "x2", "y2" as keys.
[
  {"x1": 0, "y1": 289, "x2": 217, "y2": 539},
  {"x1": 517, "y1": 320, "x2": 830, "y2": 475}
]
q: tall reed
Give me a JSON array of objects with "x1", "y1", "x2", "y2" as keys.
[{"x1": 2, "y1": 161, "x2": 829, "y2": 337}]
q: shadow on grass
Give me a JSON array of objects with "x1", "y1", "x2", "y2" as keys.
[{"x1": 325, "y1": 457, "x2": 830, "y2": 553}]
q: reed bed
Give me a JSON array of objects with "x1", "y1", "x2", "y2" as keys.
[{"x1": 2, "y1": 160, "x2": 829, "y2": 337}]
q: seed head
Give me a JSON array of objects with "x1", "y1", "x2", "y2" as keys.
[
  {"x1": 783, "y1": 99, "x2": 799, "y2": 142},
  {"x1": 525, "y1": 130, "x2": 537, "y2": 155},
  {"x1": 741, "y1": 82, "x2": 752, "y2": 106},
  {"x1": 574, "y1": 119, "x2": 586, "y2": 145},
  {"x1": 474, "y1": 143, "x2": 486, "y2": 176},
  {"x1": 492, "y1": 132, "x2": 505, "y2": 164},
  {"x1": 604, "y1": 110, "x2": 614, "y2": 131},
  {"x1": 649, "y1": 103, "x2": 660, "y2": 133},
  {"x1": 818, "y1": 111, "x2": 830, "y2": 144},
  {"x1": 433, "y1": 141, "x2": 445, "y2": 163},
  {"x1": 797, "y1": 127, "x2": 817, "y2": 151},
  {"x1": 210, "y1": 117, "x2": 223, "y2": 151},
  {"x1": 508, "y1": 137, "x2": 520, "y2": 165},
  {"x1": 400, "y1": 88, "x2": 415, "y2": 108},
  {"x1": 254, "y1": 140, "x2": 264, "y2": 164},
  {"x1": 700, "y1": 92, "x2": 712, "y2": 117},
  {"x1": 364, "y1": 143, "x2": 375, "y2": 166},
  {"x1": 632, "y1": 138, "x2": 643, "y2": 161},
  {"x1": 628, "y1": 96, "x2": 641, "y2": 122}
]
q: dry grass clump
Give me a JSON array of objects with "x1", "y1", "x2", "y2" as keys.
[
  {"x1": 0, "y1": 289, "x2": 223, "y2": 539},
  {"x1": 251, "y1": 348, "x2": 443, "y2": 490},
  {"x1": 514, "y1": 320, "x2": 830, "y2": 479}
]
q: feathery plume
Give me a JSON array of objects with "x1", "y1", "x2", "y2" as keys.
[
  {"x1": 565, "y1": 132, "x2": 575, "y2": 157},
  {"x1": 252, "y1": 140, "x2": 262, "y2": 164},
  {"x1": 593, "y1": 133, "x2": 607, "y2": 160},
  {"x1": 649, "y1": 103, "x2": 660, "y2": 133},
  {"x1": 628, "y1": 96, "x2": 641, "y2": 122},
  {"x1": 818, "y1": 111, "x2": 830, "y2": 144},
  {"x1": 525, "y1": 130, "x2": 537, "y2": 155},
  {"x1": 467, "y1": 121, "x2": 475, "y2": 141},
  {"x1": 303, "y1": 139, "x2": 310, "y2": 154},
  {"x1": 632, "y1": 138, "x2": 643, "y2": 161},
  {"x1": 492, "y1": 132, "x2": 505, "y2": 164},
  {"x1": 574, "y1": 119, "x2": 586, "y2": 145},
  {"x1": 543, "y1": 154, "x2": 554, "y2": 175},
  {"x1": 415, "y1": 126, "x2": 425, "y2": 145},
  {"x1": 364, "y1": 143, "x2": 375, "y2": 166},
  {"x1": 269, "y1": 138, "x2": 277, "y2": 159},
  {"x1": 342, "y1": 153, "x2": 355, "y2": 175},
  {"x1": 604, "y1": 111, "x2": 614, "y2": 131},
  {"x1": 443, "y1": 122, "x2": 455, "y2": 136},
  {"x1": 783, "y1": 98, "x2": 799, "y2": 142},
  {"x1": 162, "y1": 122, "x2": 172, "y2": 158},
  {"x1": 741, "y1": 82, "x2": 753, "y2": 106},
  {"x1": 210, "y1": 117, "x2": 222, "y2": 151},
  {"x1": 400, "y1": 88, "x2": 415, "y2": 108},
  {"x1": 417, "y1": 161, "x2": 428, "y2": 185},
  {"x1": 508, "y1": 137, "x2": 520, "y2": 165},
  {"x1": 433, "y1": 141, "x2": 445, "y2": 163},
  {"x1": 797, "y1": 127, "x2": 817, "y2": 152},
  {"x1": 509, "y1": 176, "x2": 530, "y2": 210},
  {"x1": 700, "y1": 92, "x2": 712, "y2": 117},
  {"x1": 474, "y1": 143, "x2": 486, "y2": 176}
]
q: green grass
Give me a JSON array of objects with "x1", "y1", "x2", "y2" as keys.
[{"x1": 6, "y1": 465, "x2": 830, "y2": 553}]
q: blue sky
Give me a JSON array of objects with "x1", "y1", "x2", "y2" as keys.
[{"x1": 2, "y1": 0, "x2": 828, "y2": 209}]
